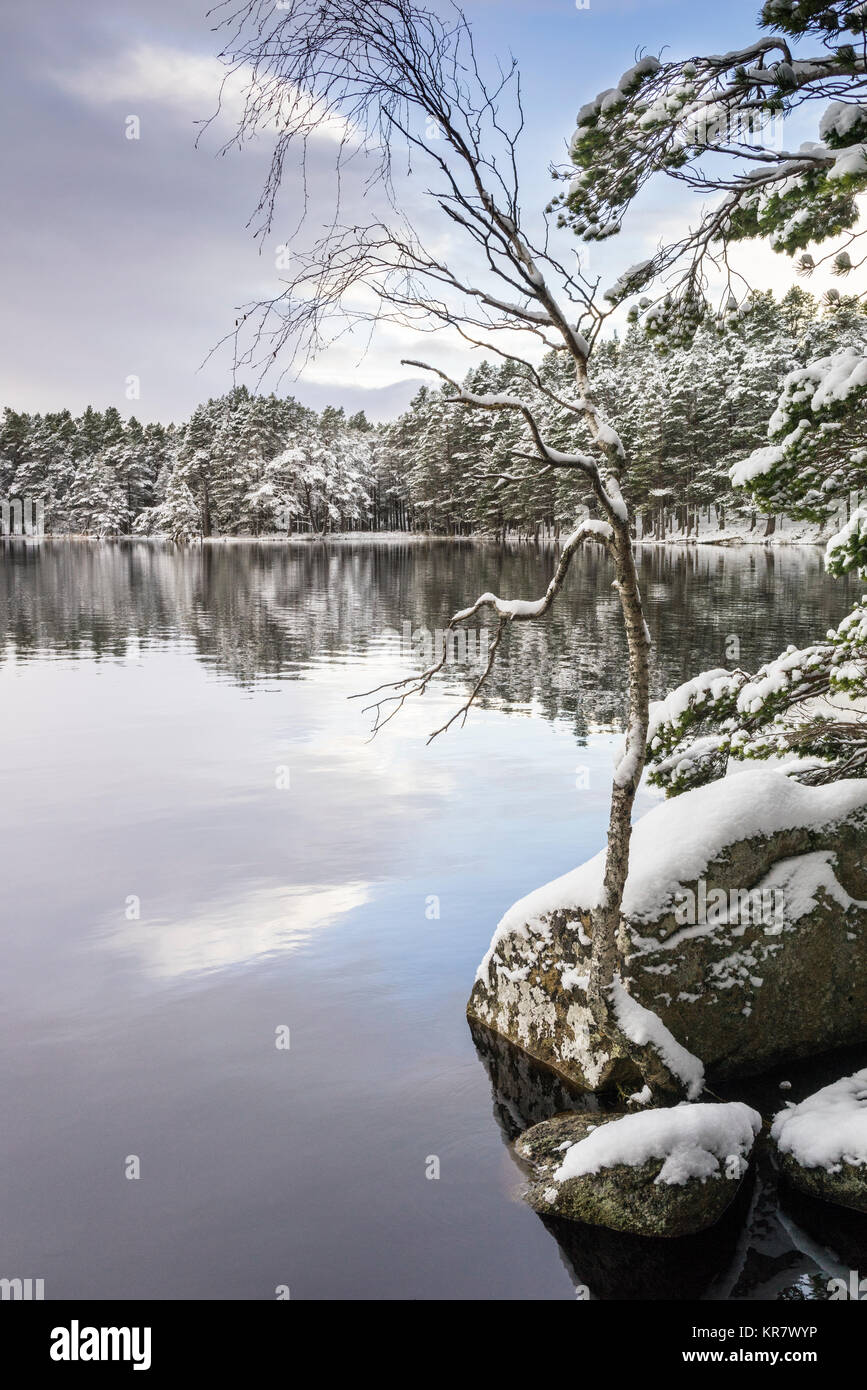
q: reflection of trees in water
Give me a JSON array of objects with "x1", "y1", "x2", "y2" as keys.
[{"x1": 0, "y1": 539, "x2": 857, "y2": 735}]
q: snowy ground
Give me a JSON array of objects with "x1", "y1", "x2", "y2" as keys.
[
  {"x1": 198, "y1": 530, "x2": 449, "y2": 545},
  {"x1": 191, "y1": 522, "x2": 833, "y2": 547},
  {"x1": 637, "y1": 516, "x2": 835, "y2": 548}
]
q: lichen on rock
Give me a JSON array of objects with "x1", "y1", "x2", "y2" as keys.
[
  {"x1": 516, "y1": 1101, "x2": 761, "y2": 1237},
  {"x1": 468, "y1": 769, "x2": 867, "y2": 1091}
]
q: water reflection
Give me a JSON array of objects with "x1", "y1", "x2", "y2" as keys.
[
  {"x1": 468, "y1": 1017, "x2": 599, "y2": 1139},
  {"x1": 542, "y1": 1193, "x2": 756, "y2": 1302},
  {"x1": 0, "y1": 538, "x2": 857, "y2": 736},
  {"x1": 0, "y1": 537, "x2": 862, "y2": 1300},
  {"x1": 102, "y1": 881, "x2": 372, "y2": 979}
]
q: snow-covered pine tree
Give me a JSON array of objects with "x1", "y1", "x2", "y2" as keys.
[
  {"x1": 135, "y1": 468, "x2": 201, "y2": 543},
  {"x1": 65, "y1": 452, "x2": 129, "y2": 537}
]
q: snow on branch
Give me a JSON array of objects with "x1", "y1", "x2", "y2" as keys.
[
  {"x1": 826, "y1": 505, "x2": 867, "y2": 577},
  {"x1": 450, "y1": 519, "x2": 614, "y2": 624},
  {"x1": 399, "y1": 358, "x2": 623, "y2": 511},
  {"x1": 553, "y1": 6, "x2": 867, "y2": 352},
  {"x1": 352, "y1": 518, "x2": 613, "y2": 741},
  {"x1": 730, "y1": 347, "x2": 867, "y2": 528}
]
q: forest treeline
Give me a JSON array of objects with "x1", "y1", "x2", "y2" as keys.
[{"x1": 2, "y1": 287, "x2": 865, "y2": 541}]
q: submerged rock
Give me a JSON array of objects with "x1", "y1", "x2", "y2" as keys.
[
  {"x1": 539, "y1": 1179, "x2": 755, "y2": 1300},
  {"x1": 468, "y1": 769, "x2": 867, "y2": 1091},
  {"x1": 516, "y1": 1101, "x2": 761, "y2": 1237},
  {"x1": 771, "y1": 1068, "x2": 867, "y2": 1213}
]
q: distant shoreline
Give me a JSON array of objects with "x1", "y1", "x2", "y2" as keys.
[{"x1": 0, "y1": 529, "x2": 832, "y2": 549}]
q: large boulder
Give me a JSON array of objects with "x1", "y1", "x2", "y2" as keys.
[
  {"x1": 771, "y1": 1069, "x2": 867, "y2": 1212},
  {"x1": 516, "y1": 1101, "x2": 761, "y2": 1236},
  {"x1": 468, "y1": 769, "x2": 867, "y2": 1092}
]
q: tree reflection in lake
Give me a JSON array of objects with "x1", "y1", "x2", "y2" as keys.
[{"x1": 0, "y1": 538, "x2": 857, "y2": 739}]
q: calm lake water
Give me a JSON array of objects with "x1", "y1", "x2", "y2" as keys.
[{"x1": 1, "y1": 537, "x2": 865, "y2": 1301}]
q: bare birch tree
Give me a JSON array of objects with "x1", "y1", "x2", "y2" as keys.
[{"x1": 206, "y1": 0, "x2": 705, "y2": 1095}]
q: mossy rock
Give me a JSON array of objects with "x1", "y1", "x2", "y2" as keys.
[
  {"x1": 516, "y1": 1109, "x2": 755, "y2": 1238},
  {"x1": 775, "y1": 1151, "x2": 867, "y2": 1214},
  {"x1": 469, "y1": 773, "x2": 867, "y2": 1092}
]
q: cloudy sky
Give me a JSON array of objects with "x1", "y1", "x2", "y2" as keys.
[{"x1": 0, "y1": 0, "x2": 834, "y2": 425}]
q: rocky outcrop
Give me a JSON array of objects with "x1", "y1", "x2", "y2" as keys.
[
  {"x1": 468, "y1": 770, "x2": 867, "y2": 1092},
  {"x1": 516, "y1": 1102, "x2": 760, "y2": 1237},
  {"x1": 771, "y1": 1069, "x2": 867, "y2": 1213}
]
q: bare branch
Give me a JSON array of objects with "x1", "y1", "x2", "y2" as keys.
[{"x1": 351, "y1": 517, "x2": 614, "y2": 739}]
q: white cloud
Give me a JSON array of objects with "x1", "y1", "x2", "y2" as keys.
[
  {"x1": 49, "y1": 41, "x2": 350, "y2": 143},
  {"x1": 102, "y1": 880, "x2": 372, "y2": 978}
]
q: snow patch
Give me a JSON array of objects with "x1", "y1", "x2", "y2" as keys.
[
  {"x1": 477, "y1": 769, "x2": 867, "y2": 983},
  {"x1": 759, "y1": 850, "x2": 867, "y2": 924},
  {"x1": 553, "y1": 1101, "x2": 760, "y2": 1186},
  {"x1": 772, "y1": 1070, "x2": 867, "y2": 1173},
  {"x1": 611, "y1": 977, "x2": 705, "y2": 1099}
]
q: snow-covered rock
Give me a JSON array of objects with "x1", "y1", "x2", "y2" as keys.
[
  {"x1": 467, "y1": 769, "x2": 867, "y2": 1092},
  {"x1": 772, "y1": 1069, "x2": 867, "y2": 1213},
  {"x1": 516, "y1": 1102, "x2": 760, "y2": 1235}
]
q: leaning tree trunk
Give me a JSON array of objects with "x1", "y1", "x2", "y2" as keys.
[
  {"x1": 574, "y1": 364, "x2": 686, "y2": 1097},
  {"x1": 583, "y1": 517, "x2": 684, "y2": 1095}
]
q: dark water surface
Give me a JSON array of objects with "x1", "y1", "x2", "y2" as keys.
[{"x1": 1, "y1": 537, "x2": 864, "y2": 1300}]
